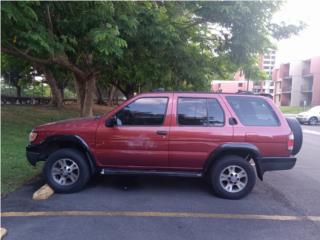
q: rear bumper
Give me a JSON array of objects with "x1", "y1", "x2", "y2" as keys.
[
  {"x1": 26, "y1": 144, "x2": 44, "y2": 166},
  {"x1": 256, "y1": 157, "x2": 296, "y2": 179}
]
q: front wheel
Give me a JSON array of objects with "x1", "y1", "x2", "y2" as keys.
[
  {"x1": 44, "y1": 148, "x2": 90, "y2": 193},
  {"x1": 309, "y1": 117, "x2": 318, "y2": 126},
  {"x1": 210, "y1": 155, "x2": 256, "y2": 199}
]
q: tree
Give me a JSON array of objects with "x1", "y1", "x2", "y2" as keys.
[
  {"x1": 1, "y1": 1, "x2": 304, "y2": 115},
  {"x1": 1, "y1": 2, "x2": 135, "y2": 115},
  {"x1": 1, "y1": 54, "x2": 31, "y2": 97}
]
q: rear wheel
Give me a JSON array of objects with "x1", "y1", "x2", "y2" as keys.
[
  {"x1": 44, "y1": 148, "x2": 90, "y2": 193},
  {"x1": 210, "y1": 155, "x2": 256, "y2": 199},
  {"x1": 309, "y1": 117, "x2": 318, "y2": 126}
]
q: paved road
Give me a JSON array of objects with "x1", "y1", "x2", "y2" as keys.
[{"x1": 2, "y1": 126, "x2": 320, "y2": 240}]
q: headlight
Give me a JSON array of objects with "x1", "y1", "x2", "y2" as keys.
[{"x1": 29, "y1": 131, "x2": 38, "y2": 143}]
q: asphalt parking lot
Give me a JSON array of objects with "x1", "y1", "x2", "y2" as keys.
[{"x1": 1, "y1": 125, "x2": 320, "y2": 240}]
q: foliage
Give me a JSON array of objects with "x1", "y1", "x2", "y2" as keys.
[
  {"x1": 1, "y1": 54, "x2": 33, "y2": 94},
  {"x1": 1, "y1": 1, "x2": 304, "y2": 113}
]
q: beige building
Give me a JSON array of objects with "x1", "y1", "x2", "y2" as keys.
[{"x1": 272, "y1": 56, "x2": 320, "y2": 106}]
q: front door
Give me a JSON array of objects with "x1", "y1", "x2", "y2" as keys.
[{"x1": 95, "y1": 94, "x2": 172, "y2": 168}]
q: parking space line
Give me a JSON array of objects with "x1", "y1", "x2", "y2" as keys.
[
  {"x1": 303, "y1": 130, "x2": 320, "y2": 136},
  {"x1": 2, "y1": 211, "x2": 320, "y2": 222}
]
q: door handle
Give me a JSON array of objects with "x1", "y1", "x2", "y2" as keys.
[{"x1": 156, "y1": 130, "x2": 168, "y2": 136}]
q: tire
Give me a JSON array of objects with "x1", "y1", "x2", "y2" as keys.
[
  {"x1": 44, "y1": 148, "x2": 90, "y2": 193},
  {"x1": 210, "y1": 155, "x2": 256, "y2": 200},
  {"x1": 309, "y1": 117, "x2": 318, "y2": 126},
  {"x1": 286, "y1": 117, "x2": 303, "y2": 155}
]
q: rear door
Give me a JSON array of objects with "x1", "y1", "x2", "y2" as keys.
[{"x1": 168, "y1": 93, "x2": 234, "y2": 170}]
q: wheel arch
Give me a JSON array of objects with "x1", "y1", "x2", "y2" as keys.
[
  {"x1": 203, "y1": 142, "x2": 263, "y2": 180},
  {"x1": 40, "y1": 135, "x2": 97, "y2": 174}
]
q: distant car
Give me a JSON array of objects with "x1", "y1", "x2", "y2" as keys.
[{"x1": 297, "y1": 106, "x2": 320, "y2": 125}]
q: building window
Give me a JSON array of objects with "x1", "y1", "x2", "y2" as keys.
[{"x1": 238, "y1": 83, "x2": 243, "y2": 87}]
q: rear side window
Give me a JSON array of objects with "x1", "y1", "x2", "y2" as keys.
[
  {"x1": 177, "y1": 98, "x2": 224, "y2": 126},
  {"x1": 226, "y1": 96, "x2": 280, "y2": 126},
  {"x1": 115, "y1": 97, "x2": 168, "y2": 126}
]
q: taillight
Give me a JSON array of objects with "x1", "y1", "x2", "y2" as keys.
[{"x1": 288, "y1": 133, "x2": 294, "y2": 151}]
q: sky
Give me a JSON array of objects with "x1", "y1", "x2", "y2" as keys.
[{"x1": 274, "y1": 0, "x2": 320, "y2": 66}]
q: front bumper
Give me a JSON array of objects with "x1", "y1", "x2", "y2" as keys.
[
  {"x1": 26, "y1": 144, "x2": 44, "y2": 166},
  {"x1": 296, "y1": 117, "x2": 308, "y2": 123},
  {"x1": 256, "y1": 157, "x2": 296, "y2": 180}
]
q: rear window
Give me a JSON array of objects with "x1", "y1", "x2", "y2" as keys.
[{"x1": 226, "y1": 96, "x2": 280, "y2": 126}]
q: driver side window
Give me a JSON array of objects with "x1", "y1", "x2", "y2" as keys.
[{"x1": 115, "y1": 97, "x2": 168, "y2": 126}]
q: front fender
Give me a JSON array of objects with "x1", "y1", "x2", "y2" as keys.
[{"x1": 26, "y1": 134, "x2": 97, "y2": 174}]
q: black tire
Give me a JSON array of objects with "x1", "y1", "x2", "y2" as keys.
[
  {"x1": 210, "y1": 155, "x2": 256, "y2": 200},
  {"x1": 286, "y1": 117, "x2": 303, "y2": 155},
  {"x1": 309, "y1": 117, "x2": 318, "y2": 126},
  {"x1": 44, "y1": 148, "x2": 90, "y2": 193}
]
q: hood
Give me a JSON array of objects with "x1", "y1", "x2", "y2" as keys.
[
  {"x1": 298, "y1": 112, "x2": 308, "y2": 116},
  {"x1": 35, "y1": 116, "x2": 101, "y2": 131}
]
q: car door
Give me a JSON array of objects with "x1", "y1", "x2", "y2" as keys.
[
  {"x1": 168, "y1": 93, "x2": 233, "y2": 170},
  {"x1": 95, "y1": 93, "x2": 172, "y2": 168}
]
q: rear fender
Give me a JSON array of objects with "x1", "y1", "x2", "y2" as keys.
[{"x1": 203, "y1": 142, "x2": 264, "y2": 180}]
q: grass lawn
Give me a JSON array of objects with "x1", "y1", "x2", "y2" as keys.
[
  {"x1": 1, "y1": 104, "x2": 112, "y2": 195},
  {"x1": 280, "y1": 106, "x2": 308, "y2": 114}
]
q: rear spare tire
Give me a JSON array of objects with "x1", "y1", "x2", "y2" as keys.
[{"x1": 286, "y1": 117, "x2": 303, "y2": 155}]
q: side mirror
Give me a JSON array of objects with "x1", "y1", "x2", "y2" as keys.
[{"x1": 105, "y1": 116, "x2": 117, "y2": 127}]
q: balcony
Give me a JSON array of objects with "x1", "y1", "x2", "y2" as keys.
[
  {"x1": 301, "y1": 85, "x2": 313, "y2": 93},
  {"x1": 302, "y1": 68, "x2": 311, "y2": 76},
  {"x1": 281, "y1": 86, "x2": 292, "y2": 94}
]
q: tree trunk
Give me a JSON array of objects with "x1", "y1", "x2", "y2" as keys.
[
  {"x1": 43, "y1": 68, "x2": 63, "y2": 108},
  {"x1": 16, "y1": 85, "x2": 22, "y2": 97},
  {"x1": 96, "y1": 86, "x2": 104, "y2": 105},
  {"x1": 81, "y1": 75, "x2": 96, "y2": 117},
  {"x1": 74, "y1": 76, "x2": 86, "y2": 111},
  {"x1": 108, "y1": 85, "x2": 116, "y2": 106},
  {"x1": 74, "y1": 74, "x2": 96, "y2": 116}
]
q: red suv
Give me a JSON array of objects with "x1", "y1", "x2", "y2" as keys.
[{"x1": 26, "y1": 92, "x2": 303, "y2": 199}]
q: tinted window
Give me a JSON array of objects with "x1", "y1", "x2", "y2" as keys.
[
  {"x1": 207, "y1": 99, "x2": 225, "y2": 126},
  {"x1": 226, "y1": 96, "x2": 280, "y2": 126},
  {"x1": 116, "y1": 97, "x2": 168, "y2": 126},
  {"x1": 177, "y1": 98, "x2": 224, "y2": 126}
]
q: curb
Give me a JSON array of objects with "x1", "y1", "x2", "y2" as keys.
[{"x1": 32, "y1": 184, "x2": 54, "y2": 200}]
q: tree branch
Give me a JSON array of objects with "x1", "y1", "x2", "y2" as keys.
[
  {"x1": 2, "y1": 44, "x2": 86, "y2": 79},
  {"x1": 1, "y1": 45, "x2": 52, "y2": 65}
]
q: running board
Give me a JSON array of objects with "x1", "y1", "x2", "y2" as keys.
[{"x1": 100, "y1": 168, "x2": 203, "y2": 178}]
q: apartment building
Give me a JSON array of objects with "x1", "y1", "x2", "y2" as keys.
[
  {"x1": 258, "y1": 49, "x2": 277, "y2": 78},
  {"x1": 253, "y1": 80, "x2": 275, "y2": 96},
  {"x1": 211, "y1": 80, "x2": 253, "y2": 93},
  {"x1": 272, "y1": 56, "x2": 320, "y2": 106}
]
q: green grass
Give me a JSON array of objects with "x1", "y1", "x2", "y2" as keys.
[
  {"x1": 1, "y1": 104, "x2": 111, "y2": 194},
  {"x1": 280, "y1": 106, "x2": 308, "y2": 114}
]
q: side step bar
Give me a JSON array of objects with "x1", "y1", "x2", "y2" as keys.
[{"x1": 100, "y1": 168, "x2": 203, "y2": 178}]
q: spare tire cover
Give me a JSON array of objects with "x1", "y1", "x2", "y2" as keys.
[{"x1": 286, "y1": 117, "x2": 303, "y2": 155}]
